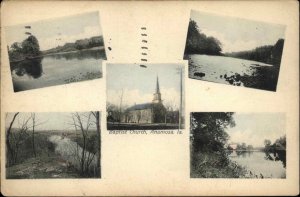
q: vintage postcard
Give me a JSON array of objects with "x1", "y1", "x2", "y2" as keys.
[
  {"x1": 1, "y1": 0, "x2": 298, "y2": 196},
  {"x1": 190, "y1": 112, "x2": 286, "y2": 179},
  {"x1": 4, "y1": 11, "x2": 106, "y2": 92},
  {"x1": 106, "y1": 63, "x2": 185, "y2": 130},
  {"x1": 184, "y1": 10, "x2": 286, "y2": 91},
  {"x1": 5, "y1": 112, "x2": 101, "y2": 179}
]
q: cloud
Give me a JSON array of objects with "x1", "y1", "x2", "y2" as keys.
[
  {"x1": 201, "y1": 28, "x2": 259, "y2": 53},
  {"x1": 39, "y1": 25, "x2": 101, "y2": 50}
]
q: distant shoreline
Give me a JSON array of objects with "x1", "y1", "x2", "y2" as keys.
[{"x1": 9, "y1": 46, "x2": 105, "y2": 63}]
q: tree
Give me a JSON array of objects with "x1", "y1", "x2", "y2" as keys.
[
  {"x1": 247, "y1": 145, "x2": 254, "y2": 150},
  {"x1": 184, "y1": 19, "x2": 223, "y2": 55},
  {"x1": 21, "y1": 35, "x2": 41, "y2": 56},
  {"x1": 71, "y1": 112, "x2": 99, "y2": 177},
  {"x1": 91, "y1": 111, "x2": 101, "y2": 177},
  {"x1": 191, "y1": 112, "x2": 235, "y2": 153},
  {"x1": 241, "y1": 143, "x2": 247, "y2": 150},
  {"x1": 11, "y1": 42, "x2": 22, "y2": 52},
  {"x1": 31, "y1": 113, "x2": 36, "y2": 157},
  {"x1": 6, "y1": 113, "x2": 19, "y2": 166}
]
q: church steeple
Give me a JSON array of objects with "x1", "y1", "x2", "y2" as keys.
[
  {"x1": 153, "y1": 76, "x2": 162, "y2": 103},
  {"x1": 156, "y1": 76, "x2": 160, "y2": 94}
]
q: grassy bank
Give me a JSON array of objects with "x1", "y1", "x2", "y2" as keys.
[{"x1": 191, "y1": 151, "x2": 247, "y2": 178}]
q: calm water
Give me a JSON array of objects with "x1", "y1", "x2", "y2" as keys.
[
  {"x1": 48, "y1": 135, "x2": 97, "y2": 173},
  {"x1": 10, "y1": 49, "x2": 105, "y2": 92},
  {"x1": 229, "y1": 151, "x2": 286, "y2": 178},
  {"x1": 188, "y1": 55, "x2": 278, "y2": 90}
]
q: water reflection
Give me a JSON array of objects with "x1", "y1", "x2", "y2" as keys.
[
  {"x1": 228, "y1": 150, "x2": 286, "y2": 178},
  {"x1": 10, "y1": 49, "x2": 104, "y2": 92},
  {"x1": 11, "y1": 58, "x2": 43, "y2": 79}
]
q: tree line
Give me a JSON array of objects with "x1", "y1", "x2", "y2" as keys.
[
  {"x1": 184, "y1": 19, "x2": 284, "y2": 67},
  {"x1": 225, "y1": 39, "x2": 284, "y2": 67},
  {"x1": 42, "y1": 36, "x2": 105, "y2": 55},
  {"x1": 8, "y1": 35, "x2": 105, "y2": 62}
]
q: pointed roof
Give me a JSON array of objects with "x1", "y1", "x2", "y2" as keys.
[{"x1": 156, "y1": 76, "x2": 160, "y2": 94}]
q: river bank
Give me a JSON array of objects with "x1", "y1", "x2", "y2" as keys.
[{"x1": 191, "y1": 151, "x2": 248, "y2": 178}]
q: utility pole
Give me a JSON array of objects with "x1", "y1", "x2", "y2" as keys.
[{"x1": 118, "y1": 89, "x2": 124, "y2": 124}]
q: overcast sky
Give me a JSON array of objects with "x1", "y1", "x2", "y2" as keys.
[
  {"x1": 5, "y1": 11, "x2": 102, "y2": 51},
  {"x1": 227, "y1": 113, "x2": 285, "y2": 147},
  {"x1": 5, "y1": 112, "x2": 97, "y2": 131},
  {"x1": 107, "y1": 64, "x2": 184, "y2": 110},
  {"x1": 190, "y1": 10, "x2": 286, "y2": 53}
]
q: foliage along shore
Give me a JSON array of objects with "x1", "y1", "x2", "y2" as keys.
[
  {"x1": 184, "y1": 19, "x2": 284, "y2": 67},
  {"x1": 8, "y1": 35, "x2": 105, "y2": 62}
]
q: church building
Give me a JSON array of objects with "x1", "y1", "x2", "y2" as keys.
[{"x1": 122, "y1": 76, "x2": 167, "y2": 124}]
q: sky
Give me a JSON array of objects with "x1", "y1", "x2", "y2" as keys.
[
  {"x1": 5, "y1": 11, "x2": 102, "y2": 51},
  {"x1": 190, "y1": 10, "x2": 286, "y2": 53},
  {"x1": 226, "y1": 113, "x2": 285, "y2": 147},
  {"x1": 5, "y1": 112, "x2": 97, "y2": 131},
  {"x1": 107, "y1": 64, "x2": 184, "y2": 110}
]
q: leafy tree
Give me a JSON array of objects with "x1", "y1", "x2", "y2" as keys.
[
  {"x1": 191, "y1": 112, "x2": 235, "y2": 153},
  {"x1": 247, "y1": 145, "x2": 254, "y2": 150},
  {"x1": 184, "y1": 20, "x2": 223, "y2": 55},
  {"x1": 21, "y1": 35, "x2": 41, "y2": 56}
]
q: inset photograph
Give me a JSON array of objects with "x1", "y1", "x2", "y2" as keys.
[
  {"x1": 5, "y1": 112, "x2": 101, "y2": 179},
  {"x1": 5, "y1": 11, "x2": 106, "y2": 92},
  {"x1": 184, "y1": 10, "x2": 285, "y2": 91},
  {"x1": 107, "y1": 63, "x2": 185, "y2": 130},
  {"x1": 190, "y1": 112, "x2": 286, "y2": 178}
]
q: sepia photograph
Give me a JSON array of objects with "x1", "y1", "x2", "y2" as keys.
[
  {"x1": 190, "y1": 112, "x2": 286, "y2": 178},
  {"x1": 5, "y1": 112, "x2": 101, "y2": 179},
  {"x1": 5, "y1": 11, "x2": 106, "y2": 92},
  {"x1": 106, "y1": 63, "x2": 185, "y2": 130},
  {"x1": 184, "y1": 10, "x2": 286, "y2": 91}
]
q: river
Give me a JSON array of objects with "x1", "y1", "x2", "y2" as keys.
[
  {"x1": 228, "y1": 151, "x2": 286, "y2": 178},
  {"x1": 48, "y1": 135, "x2": 98, "y2": 175},
  {"x1": 10, "y1": 49, "x2": 105, "y2": 92},
  {"x1": 187, "y1": 54, "x2": 279, "y2": 91}
]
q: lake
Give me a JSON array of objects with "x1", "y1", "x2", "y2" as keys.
[
  {"x1": 187, "y1": 54, "x2": 279, "y2": 91},
  {"x1": 229, "y1": 151, "x2": 286, "y2": 178},
  {"x1": 10, "y1": 49, "x2": 105, "y2": 92}
]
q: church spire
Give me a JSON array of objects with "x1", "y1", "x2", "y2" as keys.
[
  {"x1": 156, "y1": 75, "x2": 160, "y2": 94},
  {"x1": 153, "y1": 75, "x2": 162, "y2": 103}
]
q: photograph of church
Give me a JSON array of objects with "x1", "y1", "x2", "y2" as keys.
[{"x1": 106, "y1": 63, "x2": 185, "y2": 130}]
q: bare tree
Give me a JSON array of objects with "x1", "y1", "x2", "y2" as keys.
[
  {"x1": 6, "y1": 112, "x2": 19, "y2": 166},
  {"x1": 31, "y1": 113, "x2": 36, "y2": 157},
  {"x1": 91, "y1": 111, "x2": 101, "y2": 177},
  {"x1": 71, "y1": 112, "x2": 97, "y2": 176},
  {"x1": 11, "y1": 115, "x2": 32, "y2": 164}
]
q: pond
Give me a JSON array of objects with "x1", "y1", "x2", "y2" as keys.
[
  {"x1": 187, "y1": 54, "x2": 280, "y2": 91},
  {"x1": 228, "y1": 151, "x2": 286, "y2": 178},
  {"x1": 10, "y1": 49, "x2": 105, "y2": 92}
]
